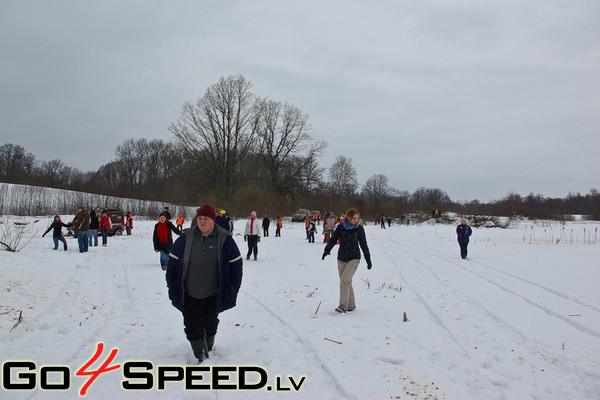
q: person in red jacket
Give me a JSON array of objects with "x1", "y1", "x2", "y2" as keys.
[
  {"x1": 153, "y1": 212, "x2": 181, "y2": 270},
  {"x1": 98, "y1": 211, "x2": 112, "y2": 247}
]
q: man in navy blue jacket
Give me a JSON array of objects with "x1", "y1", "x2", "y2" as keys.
[
  {"x1": 166, "y1": 205, "x2": 243, "y2": 363},
  {"x1": 456, "y1": 218, "x2": 473, "y2": 259}
]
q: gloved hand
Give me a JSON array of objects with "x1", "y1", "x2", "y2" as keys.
[
  {"x1": 367, "y1": 261, "x2": 372, "y2": 270},
  {"x1": 322, "y1": 251, "x2": 329, "y2": 260},
  {"x1": 244, "y1": 235, "x2": 247, "y2": 242},
  {"x1": 42, "y1": 234, "x2": 46, "y2": 238},
  {"x1": 257, "y1": 237, "x2": 261, "y2": 242}
]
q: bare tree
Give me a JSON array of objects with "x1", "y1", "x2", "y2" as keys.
[
  {"x1": 38, "y1": 159, "x2": 69, "y2": 187},
  {"x1": 255, "y1": 99, "x2": 326, "y2": 197},
  {"x1": 328, "y1": 155, "x2": 358, "y2": 202},
  {"x1": 0, "y1": 143, "x2": 36, "y2": 183},
  {"x1": 114, "y1": 139, "x2": 145, "y2": 189},
  {"x1": 169, "y1": 75, "x2": 259, "y2": 203},
  {"x1": 410, "y1": 187, "x2": 451, "y2": 212},
  {"x1": 362, "y1": 174, "x2": 391, "y2": 206}
]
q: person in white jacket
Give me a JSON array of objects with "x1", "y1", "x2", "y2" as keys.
[{"x1": 244, "y1": 211, "x2": 261, "y2": 260}]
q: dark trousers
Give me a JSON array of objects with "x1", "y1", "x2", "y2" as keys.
[
  {"x1": 275, "y1": 227, "x2": 281, "y2": 237},
  {"x1": 246, "y1": 235, "x2": 258, "y2": 258},
  {"x1": 183, "y1": 294, "x2": 219, "y2": 341},
  {"x1": 100, "y1": 230, "x2": 108, "y2": 246},
  {"x1": 459, "y1": 242, "x2": 469, "y2": 259},
  {"x1": 308, "y1": 231, "x2": 315, "y2": 243},
  {"x1": 263, "y1": 228, "x2": 269, "y2": 237}
]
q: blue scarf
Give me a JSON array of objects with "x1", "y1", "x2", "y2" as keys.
[{"x1": 342, "y1": 219, "x2": 359, "y2": 230}]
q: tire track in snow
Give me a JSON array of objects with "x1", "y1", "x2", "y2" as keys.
[
  {"x1": 383, "y1": 241, "x2": 532, "y2": 344},
  {"x1": 408, "y1": 241, "x2": 600, "y2": 314},
  {"x1": 396, "y1": 239, "x2": 600, "y2": 338},
  {"x1": 379, "y1": 245, "x2": 467, "y2": 353},
  {"x1": 241, "y1": 290, "x2": 356, "y2": 400}
]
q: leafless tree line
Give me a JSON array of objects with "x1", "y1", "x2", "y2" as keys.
[{"x1": 1, "y1": 74, "x2": 598, "y2": 220}]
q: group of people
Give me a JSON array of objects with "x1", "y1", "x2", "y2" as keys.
[
  {"x1": 42, "y1": 207, "x2": 133, "y2": 253},
  {"x1": 116, "y1": 203, "x2": 472, "y2": 364},
  {"x1": 158, "y1": 203, "x2": 375, "y2": 363}
]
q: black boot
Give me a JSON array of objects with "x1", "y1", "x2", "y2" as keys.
[
  {"x1": 190, "y1": 339, "x2": 208, "y2": 363},
  {"x1": 206, "y1": 335, "x2": 215, "y2": 353}
]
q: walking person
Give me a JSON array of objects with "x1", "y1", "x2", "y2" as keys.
[
  {"x1": 125, "y1": 212, "x2": 133, "y2": 235},
  {"x1": 262, "y1": 214, "x2": 270, "y2": 237},
  {"x1": 88, "y1": 210, "x2": 99, "y2": 247},
  {"x1": 244, "y1": 211, "x2": 261, "y2": 260},
  {"x1": 99, "y1": 211, "x2": 112, "y2": 246},
  {"x1": 165, "y1": 205, "x2": 243, "y2": 363},
  {"x1": 153, "y1": 212, "x2": 182, "y2": 270},
  {"x1": 218, "y1": 210, "x2": 233, "y2": 235},
  {"x1": 177, "y1": 214, "x2": 184, "y2": 231},
  {"x1": 323, "y1": 212, "x2": 335, "y2": 243},
  {"x1": 42, "y1": 215, "x2": 69, "y2": 251},
  {"x1": 307, "y1": 217, "x2": 316, "y2": 243},
  {"x1": 322, "y1": 208, "x2": 372, "y2": 313},
  {"x1": 456, "y1": 218, "x2": 473, "y2": 259},
  {"x1": 275, "y1": 217, "x2": 282, "y2": 237},
  {"x1": 72, "y1": 206, "x2": 90, "y2": 253}
]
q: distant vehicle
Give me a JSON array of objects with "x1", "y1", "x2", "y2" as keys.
[{"x1": 292, "y1": 209, "x2": 309, "y2": 222}]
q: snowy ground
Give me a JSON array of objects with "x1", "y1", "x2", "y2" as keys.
[{"x1": 1, "y1": 217, "x2": 599, "y2": 399}]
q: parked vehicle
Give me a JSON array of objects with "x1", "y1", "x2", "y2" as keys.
[
  {"x1": 103, "y1": 209, "x2": 125, "y2": 236},
  {"x1": 292, "y1": 209, "x2": 309, "y2": 222}
]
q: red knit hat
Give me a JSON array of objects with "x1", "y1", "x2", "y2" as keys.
[{"x1": 196, "y1": 205, "x2": 216, "y2": 221}]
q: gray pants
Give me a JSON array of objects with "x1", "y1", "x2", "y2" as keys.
[{"x1": 337, "y1": 259, "x2": 360, "y2": 310}]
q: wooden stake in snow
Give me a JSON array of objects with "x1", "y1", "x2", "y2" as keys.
[
  {"x1": 314, "y1": 301, "x2": 322, "y2": 315},
  {"x1": 403, "y1": 312, "x2": 408, "y2": 322},
  {"x1": 324, "y1": 337, "x2": 342, "y2": 345}
]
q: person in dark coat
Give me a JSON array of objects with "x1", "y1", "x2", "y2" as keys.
[
  {"x1": 153, "y1": 212, "x2": 181, "y2": 270},
  {"x1": 307, "y1": 217, "x2": 316, "y2": 243},
  {"x1": 42, "y1": 215, "x2": 70, "y2": 251},
  {"x1": 322, "y1": 208, "x2": 372, "y2": 313},
  {"x1": 165, "y1": 205, "x2": 243, "y2": 363},
  {"x1": 218, "y1": 210, "x2": 233, "y2": 235},
  {"x1": 262, "y1": 215, "x2": 270, "y2": 237},
  {"x1": 456, "y1": 218, "x2": 473, "y2": 259},
  {"x1": 88, "y1": 210, "x2": 99, "y2": 247},
  {"x1": 72, "y1": 206, "x2": 90, "y2": 253}
]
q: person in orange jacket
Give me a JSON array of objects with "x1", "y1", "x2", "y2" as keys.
[
  {"x1": 275, "y1": 217, "x2": 283, "y2": 237},
  {"x1": 125, "y1": 212, "x2": 133, "y2": 235},
  {"x1": 177, "y1": 214, "x2": 184, "y2": 231}
]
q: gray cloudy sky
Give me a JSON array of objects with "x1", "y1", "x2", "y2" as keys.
[{"x1": 2, "y1": 0, "x2": 599, "y2": 202}]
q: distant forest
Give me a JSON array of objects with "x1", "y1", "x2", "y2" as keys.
[
  {"x1": 1, "y1": 141, "x2": 598, "y2": 221},
  {"x1": 1, "y1": 76, "x2": 598, "y2": 220}
]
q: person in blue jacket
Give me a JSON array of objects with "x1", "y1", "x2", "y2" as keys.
[
  {"x1": 166, "y1": 204, "x2": 243, "y2": 363},
  {"x1": 456, "y1": 218, "x2": 473, "y2": 259}
]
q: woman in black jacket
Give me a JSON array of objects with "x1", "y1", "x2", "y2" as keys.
[
  {"x1": 42, "y1": 215, "x2": 70, "y2": 251},
  {"x1": 153, "y1": 212, "x2": 181, "y2": 270},
  {"x1": 322, "y1": 208, "x2": 372, "y2": 313}
]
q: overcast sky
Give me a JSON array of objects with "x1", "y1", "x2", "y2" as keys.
[{"x1": 1, "y1": 1, "x2": 598, "y2": 202}]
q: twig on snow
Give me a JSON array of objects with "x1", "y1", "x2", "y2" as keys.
[{"x1": 9, "y1": 310, "x2": 23, "y2": 333}]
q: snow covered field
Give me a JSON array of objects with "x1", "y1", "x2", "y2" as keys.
[{"x1": 1, "y1": 217, "x2": 599, "y2": 399}]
